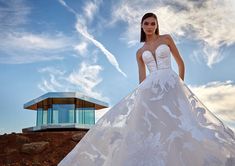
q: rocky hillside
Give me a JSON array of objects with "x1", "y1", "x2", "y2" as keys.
[{"x1": 0, "y1": 130, "x2": 88, "y2": 166}]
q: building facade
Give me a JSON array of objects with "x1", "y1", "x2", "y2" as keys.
[{"x1": 23, "y1": 92, "x2": 108, "y2": 132}]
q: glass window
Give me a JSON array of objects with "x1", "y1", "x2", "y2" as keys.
[
  {"x1": 84, "y1": 108, "x2": 95, "y2": 124},
  {"x1": 75, "y1": 108, "x2": 80, "y2": 123},
  {"x1": 37, "y1": 108, "x2": 43, "y2": 126},
  {"x1": 47, "y1": 108, "x2": 52, "y2": 124},
  {"x1": 53, "y1": 109, "x2": 59, "y2": 124},
  {"x1": 36, "y1": 101, "x2": 97, "y2": 126},
  {"x1": 43, "y1": 110, "x2": 47, "y2": 125},
  {"x1": 52, "y1": 104, "x2": 75, "y2": 124},
  {"x1": 78, "y1": 108, "x2": 84, "y2": 124},
  {"x1": 68, "y1": 109, "x2": 74, "y2": 123},
  {"x1": 76, "y1": 108, "x2": 95, "y2": 124}
]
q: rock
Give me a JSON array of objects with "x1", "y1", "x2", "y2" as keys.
[
  {"x1": 16, "y1": 135, "x2": 30, "y2": 144},
  {"x1": 0, "y1": 131, "x2": 88, "y2": 165},
  {"x1": 4, "y1": 148, "x2": 18, "y2": 155},
  {"x1": 21, "y1": 141, "x2": 49, "y2": 154},
  {"x1": 71, "y1": 133, "x2": 85, "y2": 142}
]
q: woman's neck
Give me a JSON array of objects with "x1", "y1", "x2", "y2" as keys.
[{"x1": 145, "y1": 34, "x2": 159, "y2": 43}]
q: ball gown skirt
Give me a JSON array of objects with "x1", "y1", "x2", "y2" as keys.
[{"x1": 58, "y1": 44, "x2": 235, "y2": 166}]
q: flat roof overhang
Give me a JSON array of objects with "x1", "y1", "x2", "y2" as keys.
[{"x1": 24, "y1": 92, "x2": 109, "y2": 111}]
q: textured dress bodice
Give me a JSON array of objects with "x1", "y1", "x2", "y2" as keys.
[{"x1": 142, "y1": 44, "x2": 171, "y2": 73}]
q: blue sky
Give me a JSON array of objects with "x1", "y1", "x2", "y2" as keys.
[{"x1": 0, "y1": 0, "x2": 235, "y2": 134}]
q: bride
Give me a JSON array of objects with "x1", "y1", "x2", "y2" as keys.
[{"x1": 58, "y1": 12, "x2": 235, "y2": 166}]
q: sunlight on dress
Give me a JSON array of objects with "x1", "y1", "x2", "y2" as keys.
[{"x1": 58, "y1": 44, "x2": 235, "y2": 166}]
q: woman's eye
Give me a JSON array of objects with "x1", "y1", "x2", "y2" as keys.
[
  {"x1": 144, "y1": 22, "x2": 149, "y2": 25},
  {"x1": 151, "y1": 22, "x2": 156, "y2": 26}
]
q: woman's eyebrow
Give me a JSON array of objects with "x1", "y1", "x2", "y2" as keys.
[{"x1": 144, "y1": 21, "x2": 155, "y2": 23}]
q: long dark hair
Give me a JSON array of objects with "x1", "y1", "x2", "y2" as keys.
[{"x1": 140, "y1": 12, "x2": 159, "y2": 42}]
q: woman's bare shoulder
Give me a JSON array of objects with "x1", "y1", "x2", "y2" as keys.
[
  {"x1": 158, "y1": 34, "x2": 174, "y2": 47},
  {"x1": 161, "y1": 34, "x2": 174, "y2": 42},
  {"x1": 160, "y1": 34, "x2": 171, "y2": 38},
  {"x1": 136, "y1": 47, "x2": 145, "y2": 59}
]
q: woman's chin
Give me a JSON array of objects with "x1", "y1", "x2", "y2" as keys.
[{"x1": 145, "y1": 32, "x2": 154, "y2": 36}]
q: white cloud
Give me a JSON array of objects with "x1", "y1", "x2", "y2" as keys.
[
  {"x1": 68, "y1": 62, "x2": 103, "y2": 90},
  {"x1": 83, "y1": 0, "x2": 102, "y2": 22},
  {"x1": 58, "y1": 0, "x2": 77, "y2": 15},
  {"x1": 111, "y1": 0, "x2": 235, "y2": 67},
  {"x1": 2, "y1": 32, "x2": 71, "y2": 50},
  {"x1": 0, "y1": 1, "x2": 75, "y2": 64},
  {"x1": 0, "y1": 32, "x2": 73, "y2": 64},
  {"x1": 91, "y1": 49, "x2": 99, "y2": 63},
  {"x1": 74, "y1": 41, "x2": 88, "y2": 56},
  {"x1": 38, "y1": 67, "x2": 65, "y2": 92},
  {"x1": 0, "y1": 128, "x2": 6, "y2": 135},
  {"x1": 75, "y1": 20, "x2": 127, "y2": 77},
  {"x1": 38, "y1": 63, "x2": 109, "y2": 102},
  {"x1": 189, "y1": 80, "x2": 235, "y2": 131},
  {"x1": 58, "y1": 0, "x2": 127, "y2": 77},
  {"x1": 0, "y1": 0, "x2": 30, "y2": 30},
  {"x1": 38, "y1": 67, "x2": 66, "y2": 75},
  {"x1": 38, "y1": 79, "x2": 56, "y2": 92},
  {"x1": 67, "y1": 62, "x2": 109, "y2": 101}
]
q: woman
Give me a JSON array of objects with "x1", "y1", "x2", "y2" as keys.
[{"x1": 58, "y1": 12, "x2": 235, "y2": 166}]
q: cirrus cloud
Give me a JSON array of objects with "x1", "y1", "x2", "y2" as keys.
[
  {"x1": 0, "y1": 32, "x2": 74, "y2": 64},
  {"x1": 58, "y1": 0, "x2": 127, "y2": 77}
]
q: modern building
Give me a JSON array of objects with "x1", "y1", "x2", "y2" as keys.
[{"x1": 23, "y1": 92, "x2": 109, "y2": 132}]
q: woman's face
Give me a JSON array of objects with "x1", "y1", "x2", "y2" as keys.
[{"x1": 141, "y1": 17, "x2": 158, "y2": 36}]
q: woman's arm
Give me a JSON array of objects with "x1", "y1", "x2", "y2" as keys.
[
  {"x1": 136, "y1": 49, "x2": 146, "y2": 84},
  {"x1": 166, "y1": 34, "x2": 185, "y2": 81}
]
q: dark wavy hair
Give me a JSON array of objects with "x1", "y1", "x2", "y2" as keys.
[{"x1": 140, "y1": 12, "x2": 159, "y2": 42}]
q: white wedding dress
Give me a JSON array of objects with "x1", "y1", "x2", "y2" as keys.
[{"x1": 58, "y1": 44, "x2": 235, "y2": 166}]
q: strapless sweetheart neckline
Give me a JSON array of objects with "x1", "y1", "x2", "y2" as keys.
[{"x1": 142, "y1": 43, "x2": 169, "y2": 56}]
